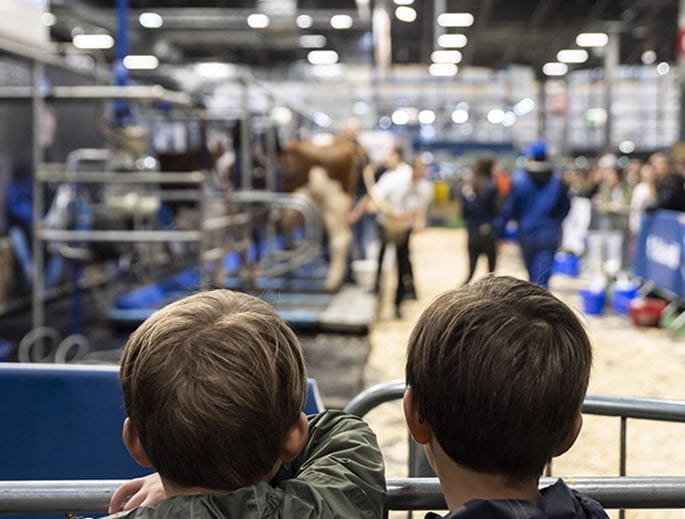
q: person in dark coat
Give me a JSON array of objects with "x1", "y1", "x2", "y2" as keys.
[
  {"x1": 649, "y1": 152, "x2": 685, "y2": 212},
  {"x1": 496, "y1": 141, "x2": 570, "y2": 289},
  {"x1": 461, "y1": 157, "x2": 499, "y2": 284},
  {"x1": 404, "y1": 276, "x2": 608, "y2": 519}
]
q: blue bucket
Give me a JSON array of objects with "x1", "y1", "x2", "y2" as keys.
[
  {"x1": 579, "y1": 289, "x2": 606, "y2": 316},
  {"x1": 613, "y1": 285, "x2": 639, "y2": 315},
  {"x1": 553, "y1": 253, "x2": 580, "y2": 277}
]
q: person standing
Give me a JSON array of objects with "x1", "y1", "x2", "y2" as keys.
[
  {"x1": 649, "y1": 152, "x2": 685, "y2": 212},
  {"x1": 497, "y1": 141, "x2": 570, "y2": 289},
  {"x1": 369, "y1": 156, "x2": 432, "y2": 318},
  {"x1": 629, "y1": 163, "x2": 656, "y2": 237},
  {"x1": 461, "y1": 157, "x2": 499, "y2": 284}
]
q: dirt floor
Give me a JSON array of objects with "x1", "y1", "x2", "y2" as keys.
[{"x1": 362, "y1": 227, "x2": 685, "y2": 519}]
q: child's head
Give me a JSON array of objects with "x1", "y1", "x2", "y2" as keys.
[
  {"x1": 120, "y1": 289, "x2": 308, "y2": 493},
  {"x1": 404, "y1": 276, "x2": 592, "y2": 484}
]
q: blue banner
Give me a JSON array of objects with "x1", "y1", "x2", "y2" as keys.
[{"x1": 634, "y1": 210, "x2": 685, "y2": 297}]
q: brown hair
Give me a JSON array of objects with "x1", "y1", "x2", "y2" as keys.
[
  {"x1": 120, "y1": 289, "x2": 307, "y2": 491},
  {"x1": 406, "y1": 276, "x2": 592, "y2": 482}
]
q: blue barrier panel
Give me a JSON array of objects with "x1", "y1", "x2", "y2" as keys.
[{"x1": 634, "y1": 211, "x2": 685, "y2": 298}]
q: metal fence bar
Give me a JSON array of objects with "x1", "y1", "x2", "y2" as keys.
[{"x1": 3, "y1": 478, "x2": 685, "y2": 514}]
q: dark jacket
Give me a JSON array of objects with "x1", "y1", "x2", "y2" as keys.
[
  {"x1": 426, "y1": 479, "x2": 608, "y2": 519},
  {"x1": 496, "y1": 169, "x2": 570, "y2": 246},
  {"x1": 656, "y1": 172, "x2": 685, "y2": 212},
  {"x1": 461, "y1": 180, "x2": 498, "y2": 234},
  {"x1": 107, "y1": 411, "x2": 386, "y2": 519}
]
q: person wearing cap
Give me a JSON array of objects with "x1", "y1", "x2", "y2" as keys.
[{"x1": 496, "y1": 141, "x2": 570, "y2": 289}]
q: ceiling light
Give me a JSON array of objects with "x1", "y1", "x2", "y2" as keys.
[
  {"x1": 247, "y1": 13, "x2": 270, "y2": 29},
  {"x1": 123, "y1": 55, "x2": 159, "y2": 70},
  {"x1": 307, "y1": 50, "x2": 339, "y2": 65},
  {"x1": 502, "y1": 111, "x2": 517, "y2": 127},
  {"x1": 194, "y1": 62, "x2": 236, "y2": 79},
  {"x1": 487, "y1": 109, "x2": 505, "y2": 124},
  {"x1": 272, "y1": 107, "x2": 293, "y2": 125},
  {"x1": 576, "y1": 32, "x2": 609, "y2": 48},
  {"x1": 296, "y1": 14, "x2": 313, "y2": 29},
  {"x1": 557, "y1": 49, "x2": 588, "y2": 63},
  {"x1": 451, "y1": 109, "x2": 468, "y2": 124},
  {"x1": 657, "y1": 62, "x2": 670, "y2": 75},
  {"x1": 391, "y1": 109, "x2": 410, "y2": 125},
  {"x1": 619, "y1": 140, "x2": 635, "y2": 154},
  {"x1": 642, "y1": 50, "x2": 657, "y2": 65},
  {"x1": 438, "y1": 34, "x2": 467, "y2": 48},
  {"x1": 394, "y1": 0, "x2": 415, "y2": 4},
  {"x1": 395, "y1": 6, "x2": 417, "y2": 22},
  {"x1": 437, "y1": 13, "x2": 474, "y2": 28},
  {"x1": 299, "y1": 34, "x2": 327, "y2": 48},
  {"x1": 431, "y1": 50, "x2": 462, "y2": 64},
  {"x1": 353, "y1": 101, "x2": 369, "y2": 115},
  {"x1": 429, "y1": 63, "x2": 458, "y2": 77},
  {"x1": 586, "y1": 108, "x2": 607, "y2": 126},
  {"x1": 542, "y1": 62, "x2": 568, "y2": 76},
  {"x1": 418, "y1": 110, "x2": 436, "y2": 125},
  {"x1": 379, "y1": 116, "x2": 392, "y2": 129},
  {"x1": 72, "y1": 34, "x2": 114, "y2": 50},
  {"x1": 513, "y1": 98, "x2": 535, "y2": 116},
  {"x1": 313, "y1": 112, "x2": 332, "y2": 128},
  {"x1": 41, "y1": 12, "x2": 56, "y2": 26},
  {"x1": 330, "y1": 14, "x2": 353, "y2": 29},
  {"x1": 139, "y1": 12, "x2": 163, "y2": 29}
]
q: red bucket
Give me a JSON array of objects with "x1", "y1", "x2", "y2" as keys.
[{"x1": 628, "y1": 298, "x2": 668, "y2": 327}]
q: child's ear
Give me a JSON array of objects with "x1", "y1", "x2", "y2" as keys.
[
  {"x1": 123, "y1": 417, "x2": 153, "y2": 468},
  {"x1": 279, "y1": 412, "x2": 309, "y2": 462},
  {"x1": 554, "y1": 413, "x2": 583, "y2": 457},
  {"x1": 403, "y1": 388, "x2": 432, "y2": 445}
]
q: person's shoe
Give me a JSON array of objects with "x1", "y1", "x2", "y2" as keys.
[
  {"x1": 405, "y1": 289, "x2": 418, "y2": 300},
  {"x1": 394, "y1": 306, "x2": 403, "y2": 319}
]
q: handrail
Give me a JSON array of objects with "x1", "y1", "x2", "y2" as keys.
[{"x1": 3, "y1": 477, "x2": 685, "y2": 514}]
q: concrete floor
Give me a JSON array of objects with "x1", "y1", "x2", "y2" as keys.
[{"x1": 361, "y1": 227, "x2": 685, "y2": 519}]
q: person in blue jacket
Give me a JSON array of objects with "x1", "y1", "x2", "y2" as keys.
[{"x1": 497, "y1": 141, "x2": 570, "y2": 289}]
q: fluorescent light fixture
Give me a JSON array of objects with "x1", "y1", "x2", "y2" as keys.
[
  {"x1": 642, "y1": 50, "x2": 657, "y2": 65},
  {"x1": 542, "y1": 62, "x2": 568, "y2": 76},
  {"x1": 429, "y1": 63, "x2": 458, "y2": 76},
  {"x1": 330, "y1": 14, "x2": 353, "y2": 29},
  {"x1": 73, "y1": 34, "x2": 114, "y2": 50},
  {"x1": 451, "y1": 109, "x2": 468, "y2": 123},
  {"x1": 296, "y1": 14, "x2": 313, "y2": 29},
  {"x1": 487, "y1": 109, "x2": 505, "y2": 124},
  {"x1": 299, "y1": 34, "x2": 327, "y2": 48},
  {"x1": 438, "y1": 34, "x2": 467, "y2": 48},
  {"x1": 139, "y1": 12, "x2": 163, "y2": 29},
  {"x1": 395, "y1": 6, "x2": 417, "y2": 22},
  {"x1": 247, "y1": 13, "x2": 270, "y2": 29},
  {"x1": 272, "y1": 106, "x2": 293, "y2": 125},
  {"x1": 313, "y1": 112, "x2": 332, "y2": 127},
  {"x1": 391, "y1": 109, "x2": 410, "y2": 125},
  {"x1": 437, "y1": 13, "x2": 474, "y2": 28},
  {"x1": 431, "y1": 50, "x2": 462, "y2": 64},
  {"x1": 502, "y1": 111, "x2": 517, "y2": 127},
  {"x1": 619, "y1": 140, "x2": 635, "y2": 154},
  {"x1": 307, "y1": 49, "x2": 339, "y2": 65},
  {"x1": 41, "y1": 12, "x2": 56, "y2": 26},
  {"x1": 513, "y1": 98, "x2": 535, "y2": 116},
  {"x1": 657, "y1": 62, "x2": 670, "y2": 75},
  {"x1": 576, "y1": 32, "x2": 609, "y2": 48},
  {"x1": 394, "y1": 0, "x2": 415, "y2": 4},
  {"x1": 194, "y1": 62, "x2": 236, "y2": 79},
  {"x1": 123, "y1": 55, "x2": 159, "y2": 70},
  {"x1": 557, "y1": 49, "x2": 588, "y2": 63},
  {"x1": 418, "y1": 110, "x2": 436, "y2": 125}
]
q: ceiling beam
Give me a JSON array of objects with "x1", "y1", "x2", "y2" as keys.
[
  {"x1": 461, "y1": 0, "x2": 496, "y2": 67},
  {"x1": 499, "y1": 0, "x2": 562, "y2": 66}
]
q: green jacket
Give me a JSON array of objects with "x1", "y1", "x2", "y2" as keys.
[{"x1": 108, "y1": 411, "x2": 386, "y2": 518}]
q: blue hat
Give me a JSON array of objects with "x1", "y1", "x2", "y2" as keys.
[{"x1": 524, "y1": 140, "x2": 547, "y2": 161}]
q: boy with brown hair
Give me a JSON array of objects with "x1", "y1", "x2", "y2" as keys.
[
  {"x1": 403, "y1": 276, "x2": 608, "y2": 518},
  {"x1": 106, "y1": 289, "x2": 385, "y2": 519}
]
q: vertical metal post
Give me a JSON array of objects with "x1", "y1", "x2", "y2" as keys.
[
  {"x1": 538, "y1": 79, "x2": 547, "y2": 141},
  {"x1": 619, "y1": 416, "x2": 627, "y2": 519},
  {"x1": 433, "y1": 0, "x2": 446, "y2": 49},
  {"x1": 604, "y1": 24, "x2": 620, "y2": 151},
  {"x1": 560, "y1": 77, "x2": 570, "y2": 155},
  {"x1": 240, "y1": 78, "x2": 252, "y2": 191},
  {"x1": 266, "y1": 124, "x2": 278, "y2": 192},
  {"x1": 678, "y1": 0, "x2": 685, "y2": 139},
  {"x1": 31, "y1": 61, "x2": 45, "y2": 339}
]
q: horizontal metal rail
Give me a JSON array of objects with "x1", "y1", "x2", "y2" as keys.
[
  {"x1": 36, "y1": 170, "x2": 208, "y2": 184},
  {"x1": 3, "y1": 478, "x2": 685, "y2": 514},
  {"x1": 344, "y1": 381, "x2": 685, "y2": 423},
  {"x1": 37, "y1": 229, "x2": 204, "y2": 242}
]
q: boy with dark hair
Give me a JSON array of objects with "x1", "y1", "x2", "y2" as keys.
[
  {"x1": 403, "y1": 276, "x2": 608, "y2": 518},
  {"x1": 107, "y1": 289, "x2": 385, "y2": 519}
]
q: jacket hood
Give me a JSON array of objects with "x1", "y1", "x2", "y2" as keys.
[{"x1": 527, "y1": 169, "x2": 554, "y2": 185}]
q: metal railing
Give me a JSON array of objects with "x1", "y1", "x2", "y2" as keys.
[{"x1": 3, "y1": 477, "x2": 685, "y2": 514}]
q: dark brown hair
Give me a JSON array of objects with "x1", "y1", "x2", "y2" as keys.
[
  {"x1": 472, "y1": 157, "x2": 494, "y2": 196},
  {"x1": 406, "y1": 276, "x2": 592, "y2": 482},
  {"x1": 120, "y1": 289, "x2": 307, "y2": 491}
]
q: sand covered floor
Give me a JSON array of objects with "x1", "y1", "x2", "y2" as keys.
[{"x1": 362, "y1": 227, "x2": 685, "y2": 519}]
